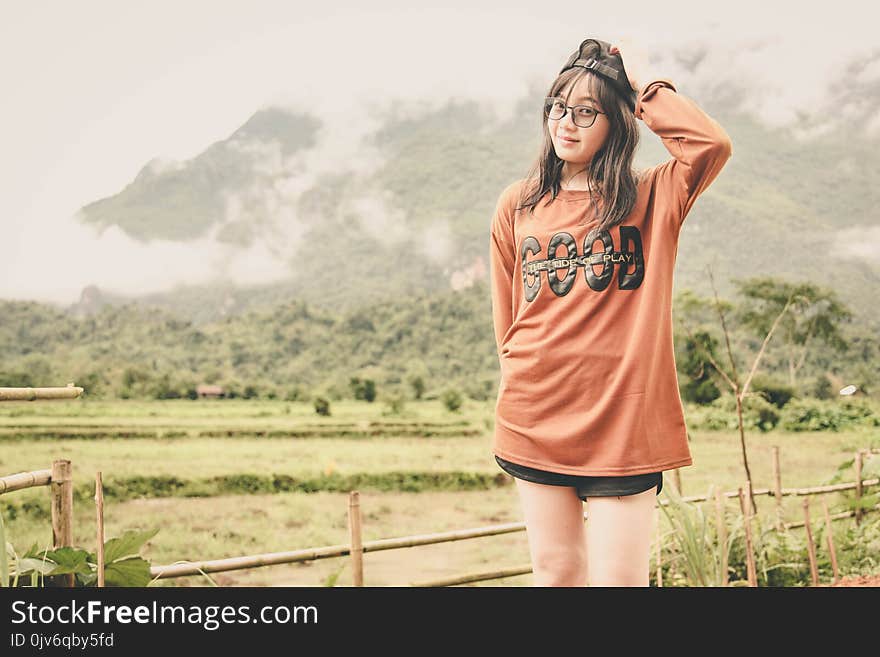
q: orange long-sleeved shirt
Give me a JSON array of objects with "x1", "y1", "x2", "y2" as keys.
[{"x1": 489, "y1": 79, "x2": 732, "y2": 476}]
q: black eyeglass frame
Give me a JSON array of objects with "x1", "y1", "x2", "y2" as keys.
[{"x1": 543, "y1": 97, "x2": 606, "y2": 128}]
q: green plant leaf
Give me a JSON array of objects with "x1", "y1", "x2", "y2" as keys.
[
  {"x1": 99, "y1": 528, "x2": 159, "y2": 565},
  {"x1": 78, "y1": 572, "x2": 98, "y2": 587},
  {"x1": 103, "y1": 557, "x2": 152, "y2": 587},
  {"x1": 658, "y1": 484, "x2": 728, "y2": 586},
  {"x1": 14, "y1": 557, "x2": 57, "y2": 577},
  {"x1": 42, "y1": 547, "x2": 92, "y2": 575},
  {"x1": 22, "y1": 543, "x2": 47, "y2": 559}
]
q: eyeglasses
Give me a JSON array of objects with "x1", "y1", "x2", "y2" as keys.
[{"x1": 543, "y1": 97, "x2": 605, "y2": 128}]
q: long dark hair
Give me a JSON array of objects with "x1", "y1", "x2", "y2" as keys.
[{"x1": 518, "y1": 44, "x2": 643, "y2": 241}]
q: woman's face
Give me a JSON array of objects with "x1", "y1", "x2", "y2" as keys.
[{"x1": 547, "y1": 75, "x2": 610, "y2": 167}]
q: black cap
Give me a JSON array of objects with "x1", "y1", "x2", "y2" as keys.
[{"x1": 559, "y1": 38, "x2": 637, "y2": 113}]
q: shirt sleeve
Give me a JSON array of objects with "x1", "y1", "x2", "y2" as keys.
[
  {"x1": 634, "y1": 79, "x2": 733, "y2": 227},
  {"x1": 489, "y1": 182, "x2": 519, "y2": 363}
]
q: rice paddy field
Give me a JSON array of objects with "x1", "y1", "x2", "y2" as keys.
[{"x1": 1, "y1": 397, "x2": 878, "y2": 587}]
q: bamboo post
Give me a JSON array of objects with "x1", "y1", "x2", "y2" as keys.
[
  {"x1": 772, "y1": 446, "x2": 783, "y2": 531},
  {"x1": 820, "y1": 498, "x2": 838, "y2": 585},
  {"x1": 855, "y1": 450, "x2": 863, "y2": 527},
  {"x1": 654, "y1": 506, "x2": 662, "y2": 587},
  {"x1": 803, "y1": 498, "x2": 819, "y2": 586},
  {"x1": 50, "y1": 460, "x2": 74, "y2": 587},
  {"x1": 745, "y1": 482, "x2": 758, "y2": 586},
  {"x1": 348, "y1": 491, "x2": 363, "y2": 586},
  {"x1": 95, "y1": 472, "x2": 105, "y2": 587},
  {"x1": 714, "y1": 488, "x2": 728, "y2": 587},
  {"x1": 738, "y1": 484, "x2": 757, "y2": 587},
  {"x1": 672, "y1": 469, "x2": 682, "y2": 496}
]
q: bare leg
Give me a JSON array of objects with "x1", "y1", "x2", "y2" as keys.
[
  {"x1": 584, "y1": 486, "x2": 658, "y2": 586},
  {"x1": 513, "y1": 478, "x2": 588, "y2": 587}
]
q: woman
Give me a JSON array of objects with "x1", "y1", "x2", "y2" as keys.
[{"x1": 489, "y1": 38, "x2": 732, "y2": 586}]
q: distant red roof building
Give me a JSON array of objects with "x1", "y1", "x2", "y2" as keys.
[{"x1": 196, "y1": 384, "x2": 225, "y2": 398}]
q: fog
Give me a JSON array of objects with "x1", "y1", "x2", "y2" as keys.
[{"x1": 1, "y1": 0, "x2": 877, "y2": 304}]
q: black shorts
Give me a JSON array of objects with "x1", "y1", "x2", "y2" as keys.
[{"x1": 495, "y1": 455, "x2": 663, "y2": 501}]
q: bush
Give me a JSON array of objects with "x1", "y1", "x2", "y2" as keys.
[
  {"x1": 681, "y1": 378, "x2": 722, "y2": 405},
  {"x1": 812, "y1": 375, "x2": 834, "y2": 400},
  {"x1": 463, "y1": 377, "x2": 494, "y2": 402},
  {"x1": 74, "y1": 371, "x2": 108, "y2": 399},
  {"x1": 751, "y1": 375, "x2": 796, "y2": 408},
  {"x1": 122, "y1": 366, "x2": 151, "y2": 389},
  {"x1": 350, "y1": 377, "x2": 376, "y2": 402},
  {"x1": 382, "y1": 394, "x2": 406, "y2": 416},
  {"x1": 314, "y1": 397, "x2": 331, "y2": 416},
  {"x1": 408, "y1": 375, "x2": 425, "y2": 400},
  {"x1": 0, "y1": 370, "x2": 36, "y2": 387},
  {"x1": 781, "y1": 399, "x2": 879, "y2": 432},
  {"x1": 284, "y1": 386, "x2": 305, "y2": 402},
  {"x1": 150, "y1": 373, "x2": 181, "y2": 399},
  {"x1": 744, "y1": 394, "x2": 780, "y2": 432},
  {"x1": 223, "y1": 383, "x2": 241, "y2": 399},
  {"x1": 685, "y1": 394, "x2": 780, "y2": 432},
  {"x1": 441, "y1": 389, "x2": 463, "y2": 412}
]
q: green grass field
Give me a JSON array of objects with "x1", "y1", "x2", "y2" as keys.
[{"x1": 1, "y1": 398, "x2": 878, "y2": 587}]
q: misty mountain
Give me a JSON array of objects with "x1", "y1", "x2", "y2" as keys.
[
  {"x1": 72, "y1": 74, "x2": 880, "y2": 326},
  {"x1": 77, "y1": 108, "x2": 321, "y2": 244}
]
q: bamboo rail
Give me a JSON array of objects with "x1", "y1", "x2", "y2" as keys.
[
  {"x1": 150, "y1": 521, "x2": 528, "y2": 579},
  {"x1": 0, "y1": 469, "x2": 52, "y2": 494},
  {"x1": 0, "y1": 384, "x2": 83, "y2": 402},
  {"x1": 782, "y1": 502, "x2": 880, "y2": 530},
  {"x1": 409, "y1": 564, "x2": 533, "y2": 587}
]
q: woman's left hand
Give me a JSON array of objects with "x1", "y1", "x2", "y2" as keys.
[
  {"x1": 608, "y1": 41, "x2": 650, "y2": 94},
  {"x1": 608, "y1": 45, "x2": 639, "y2": 93}
]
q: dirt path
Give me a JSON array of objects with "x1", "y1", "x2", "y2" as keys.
[{"x1": 824, "y1": 573, "x2": 880, "y2": 587}]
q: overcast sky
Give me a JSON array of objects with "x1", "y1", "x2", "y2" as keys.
[{"x1": 1, "y1": 0, "x2": 876, "y2": 304}]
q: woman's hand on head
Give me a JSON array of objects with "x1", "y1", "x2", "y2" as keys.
[
  {"x1": 608, "y1": 45, "x2": 638, "y2": 93},
  {"x1": 609, "y1": 40, "x2": 650, "y2": 94}
]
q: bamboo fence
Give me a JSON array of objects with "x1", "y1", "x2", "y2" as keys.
[
  {"x1": 0, "y1": 386, "x2": 81, "y2": 587},
  {"x1": 0, "y1": 459, "x2": 75, "y2": 587},
  {"x1": 145, "y1": 453, "x2": 878, "y2": 586},
  {"x1": 2, "y1": 447, "x2": 878, "y2": 587}
]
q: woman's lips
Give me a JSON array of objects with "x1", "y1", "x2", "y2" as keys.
[{"x1": 559, "y1": 136, "x2": 578, "y2": 144}]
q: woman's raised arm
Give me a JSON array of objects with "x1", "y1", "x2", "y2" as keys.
[{"x1": 634, "y1": 79, "x2": 733, "y2": 225}]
